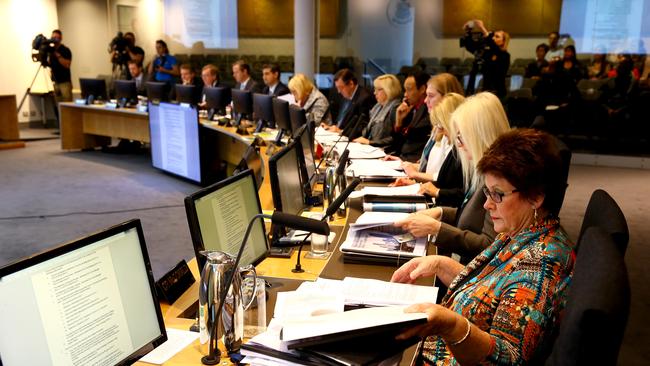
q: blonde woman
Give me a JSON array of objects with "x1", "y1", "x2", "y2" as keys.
[
  {"x1": 353, "y1": 74, "x2": 402, "y2": 146},
  {"x1": 395, "y1": 92, "x2": 510, "y2": 262},
  {"x1": 288, "y1": 73, "x2": 331, "y2": 125}
]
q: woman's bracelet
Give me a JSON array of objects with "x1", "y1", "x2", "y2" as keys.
[{"x1": 448, "y1": 317, "x2": 471, "y2": 346}]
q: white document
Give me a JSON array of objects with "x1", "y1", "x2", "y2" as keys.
[
  {"x1": 350, "y1": 211, "x2": 411, "y2": 230},
  {"x1": 138, "y1": 328, "x2": 200, "y2": 365},
  {"x1": 277, "y1": 93, "x2": 298, "y2": 105},
  {"x1": 273, "y1": 290, "x2": 345, "y2": 320},
  {"x1": 333, "y1": 142, "x2": 386, "y2": 159},
  {"x1": 361, "y1": 184, "x2": 422, "y2": 197},
  {"x1": 280, "y1": 306, "x2": 427, "y2": 342},
  {"x1": 346, "y1": 159, "x2": 405, "y2": 178},
  {"x1": 341, "y1": 277, "x2": 438, "y2": 306}
]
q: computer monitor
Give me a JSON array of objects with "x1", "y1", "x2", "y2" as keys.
[
  {"x1": 146, "y1": 81, "x2": 170, "y2": 104},
  {"x1": 79, "y1": 78, "x2": 108, "y2": 103},
  {"x1": 148, "y1": 102, "x2": 202, "y2": 183},
  {"x1": 253, "y1": 93, "x2": 275, "y2": 130},
  {"x1": 269, "y1": 140, "x2": 308, "y2": 243},
  {"x1": 509, "y1": 75, "x2": 524, "y2": 91},
  {"x1": 204, "y1": 86, "x2": 232, "y2": 120},
  {"x1": 272, "y1": 97, "x2": 292, "y2": 136},
  {"x1": 289, "y1": 104, "x2": 308, "y2": 138},
  {"x1": 231, "y1": 89, "x2": 253, "y2": 125},
  {"x1": 462, "y1": 74, "x2": 483, "y2": 91},
  {"x1": 0, "y1": 219, "x2": 166, "y2": 366},
  {"x1": 295, "y1": 123, "x2": 316, "y2": 194},
  {"x1": 113, "y1": 80, "x2": 138, "y2": 107},
  {"x1": 184, "y1": 169, "x2": 269, "y2": 271},
  {"x1": 175, "y1": 84, "x2": 202, "y2": 105},
  {"x1": 314, "y1": 73, "x2": 334, "y2": 89}
]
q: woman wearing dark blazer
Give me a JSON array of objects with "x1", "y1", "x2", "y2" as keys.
[{"x1": 353, "y1": 74, "x2": 402, "y2": 147}]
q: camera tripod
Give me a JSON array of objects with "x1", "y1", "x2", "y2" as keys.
[{"x1": 17, "y1": 64, "x2": 59, "y2": 128}]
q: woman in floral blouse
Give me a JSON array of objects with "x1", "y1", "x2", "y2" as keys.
[{"x1": 392, "y1": 128, "x2": 575, "y2": 365}]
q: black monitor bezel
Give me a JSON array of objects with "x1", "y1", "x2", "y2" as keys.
[
  {"x1": 0, "y1": 219, "x2": 167, "y2": 366},
  {"x1": 175, "y1": 84, "x2": 202, "y2": 105},
  {"x1": 231, "y1": 89, "x2": 254, "y2": 116},
  {"x1": 289, "y1": 104, "x2": 308, "y2": 138},
  {"x1": 184, "y1": 169, "x2": 269, "y2": 271},
  {"x1": 253, "y1": 93, "x2": 275, "y2": 127},
  {"x1": 272, "y1": 98, "x2": 292, "y2": 134},
  {"x1": 204, "y1": 86, "x2": 232, "y2": 114},
  {"x1": 79, "y1": 77, "x2": 108, "y2": 101},
  {"x1": 294, "y1": 123, "x2": 317, "y2": 197},
  {"x1": 113, "y1": 79, "x2": 138, "y2": 105},
  {"x1": 268, "y1": 139, "x2": 306, "y2": 215},
  {"x1": 145, "y1": 81, "x2": 170, "y2": 103}
]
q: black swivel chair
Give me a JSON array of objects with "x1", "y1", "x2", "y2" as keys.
[
  {"x1": 545, "y1": 226, "x2": 630, "y2": 366},
  {"x1": 548, "y1": 136, "x2": 571, "y2": 218},
  {"x1": 577, "y1": 189, "x2": 629, "y2": 254}
]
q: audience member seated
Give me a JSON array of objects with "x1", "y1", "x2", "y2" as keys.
[
  {"x1": 545, "y1": 31, "x2": 564, "y2": 62},
  {"x1": 587, "y1": 52, "x2": 612, "y2": 80},
  {"x1": 561, "y1": 45, "x2": 586, "y2": 84},
  {"x1": 532, "y1": 61, "x2": 580, "y2": 113},
  {"x1": 198, "y1": 64, "x2": 222, "y2": 108},
  {"x1": 326, "y1": 68, "x2": 375, "y2": 138},
  {"x1": 608, "y1": 54, "x2": 641, "y2": 80},
  {"x1": 288, "y1": 73, "x2": 331, "y2": 125},
  {"x1": 392, "y1": 128, "x2": 574, "y2": 365},
  {"x1": 394, "y1": 92, "x2": 510, "y2": 263},
  {"x1": 600, "y1": 57, "x2": 639, "y2": 121},
  {"x1": 148, "y1": 39, "x2": 179, "y2": 84},
  {"x1": 127, "y1": 60, "x2": 147, "y2": 96},
  {"x1": 232, "y1": 60, "x2": 262, "y2": 92},
  {"x1": 398, "y1": 93, "x2": 465, "y2": 208},
  {"x1": 525, "y1": 43, "x2": 550, "y2": 79},
  {"x1": 353, "y1": 74, "x2": 402, "y2": 147},
  {"x1": 388, "y1": 71, "x2": 432, "y2": 162},
  {"x1": 261, "y1": 63, "x2": 290, "y2": 96}
]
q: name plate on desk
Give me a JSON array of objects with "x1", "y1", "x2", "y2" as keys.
[
  {"x1": 155, "y1": 259, "x2": 195, "y2": 304},
  {"x1": 137, "y1": 104, "x2": 148, "y2": 113},
  {"x1": 74, "y1": 98, "x2": 87, "y2": 105},
  {"x1": 105, "y1": 102, "x2": 118, "y2": 109}
]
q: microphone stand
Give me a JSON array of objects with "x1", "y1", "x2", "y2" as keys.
[{"x1": 202, "y1": 212, "x2": 329, "y2": 364}]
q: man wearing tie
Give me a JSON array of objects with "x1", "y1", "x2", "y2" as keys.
[
  {"x1": 327, "y1": 68, "x2": 374, "y2": 139},
  {"x1": 232, "y1": 60, "x2": 261, "y2": 92},
  {"x1": 261, "y1": 64, "x2": 290, "y2": 96},
  {"x1": 127, "y1": 60, "x2": 147, "y2": 96}
]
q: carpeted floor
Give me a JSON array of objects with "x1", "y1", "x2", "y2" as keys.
[{"x1": 0, "y1": 138, "x2": 648, "y2": 365}]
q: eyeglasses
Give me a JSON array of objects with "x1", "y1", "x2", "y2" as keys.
[
  {"x1": 482, "y1": 186, "x2": 519, "y2": 203},
  {"x1": 455, "y1": 132, "x2": 464, "y2": 147}
]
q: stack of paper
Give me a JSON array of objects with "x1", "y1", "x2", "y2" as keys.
[
  {"x1": 345, "y1": 159, "x2": 405, "y2": 179},
  {"x1": 333, "y1": 142, "x2": 386, "y2": 159},
  {"x1": 339, "y1": 212, "x2": 427, "y2": 263}
]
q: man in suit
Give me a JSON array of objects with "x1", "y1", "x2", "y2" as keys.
[
  {"x1": 261, "y1": 63, "x2": 290, "y2": 96},
  {"x1": 199, "y1": 64, "x2": 221, "y2": 109},
  {"x1": 232, "y1": 60, "x2": 261, "y2": 92},
  {"x1": 127, "y1": 60, "x2": 147, "y2": 96},
  {"x1": 170, "y1": 63, "x2": 203, "y2": 101},
  {"x1": 327, "y1": 68, "x2": 375, "y2": 139},
  {"x1": 391, "y1": 71, "x2": 431, "y2": 162}
]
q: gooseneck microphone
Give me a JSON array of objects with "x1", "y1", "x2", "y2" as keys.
[
  {"x1": 202, "y1": 212, "x2": 329, "y2": 364},
  {"x1": 335, "y1": 148, "x2": 350, "y2": 177},
  {"x1": 292, "y1": 177, "x2": 362, "y2": 273}
]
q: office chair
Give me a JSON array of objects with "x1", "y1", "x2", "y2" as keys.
[
  {"x1": 545, "y1": 226, "x2": 630, "y2": 366},
  {"x1": 577, "y1": 189, "x2": 629, "y2": 254}
]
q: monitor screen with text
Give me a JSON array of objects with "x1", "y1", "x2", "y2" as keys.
[
  {"x1": 0, "y1": 220, "x2": 166, "y2": 366},
  {"x1": 149, "y1": 102, "x2": 202, "y2": 183},
  {"x1": 185, "y1": 169, "x2": 268, "y2": 270}
]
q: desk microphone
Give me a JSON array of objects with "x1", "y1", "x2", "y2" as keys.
[
  {"x1": 335, "y1": 148, "x2": 350, "y2": 176},
  {"x1": 313, "y1": 117, "x2": 352, "y2": 174},
  {"x1": 202, "y1": 211, "x2": 328, "y2": 365},
  {"x1": 292, "y1": 177, "x2": 362, "y2": 273}
]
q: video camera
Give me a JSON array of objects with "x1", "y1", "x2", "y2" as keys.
[
  {"x1": 31, "y1": 34, "x2": 56, "y2": 66},
  {"x1": 459, "y1": 21, "x2": 489, "y2": 61},
  {"x1": 109, "y1": 32, "x2": 130, "y2": 65}
]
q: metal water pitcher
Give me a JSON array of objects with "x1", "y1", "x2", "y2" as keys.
[{"x1": 198, "y1": 251, "x2": 257, "y2": 354}]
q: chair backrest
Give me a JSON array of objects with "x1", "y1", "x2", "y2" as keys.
[
  {"x1": 546, "y1": 226, "x2": 630, "y2": 366},
  {"x1": 577, "y1": 189, "x2": 629, "y2": 254},
  {"x1": 549, "y1": 136, "x2": 571, "y2": 217}
]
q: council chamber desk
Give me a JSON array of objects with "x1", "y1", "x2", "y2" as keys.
[{"x1": 135, "y1": 191, "x2": 434, "y2": 366}]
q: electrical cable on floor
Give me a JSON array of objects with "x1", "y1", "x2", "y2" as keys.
[{"x1": 0, "y1": 204, "x2": 184, "y2": 220}]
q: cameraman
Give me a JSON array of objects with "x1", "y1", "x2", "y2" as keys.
[
  {"x1": 109, "y1": 32, "x2": 144, "y2": 80},
  {"x1": 48, "y1": 29, "x2": 72, "y2": 102},
  {"x1": 463, "y1": 19, "x2": 510, "y2": 98}
]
